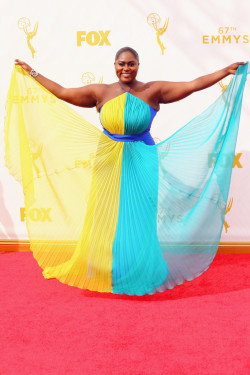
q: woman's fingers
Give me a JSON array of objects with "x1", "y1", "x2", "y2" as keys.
[
  {"x1": 14, "y1": 59, "x2": 26, "y2": 66},
  {"x1": 14, "y1": 59, "x2": 23, "y2": 65},
  {"x1": 225, "y1": 62, "x2": 247, "y2": 75},
  {"x1": 13, "y1": 59, "x2": 32, "y2": 74}
]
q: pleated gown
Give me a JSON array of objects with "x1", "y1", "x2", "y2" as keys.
[{"x1": 4, "y1": 63, "x2": 249, "y2": 295}]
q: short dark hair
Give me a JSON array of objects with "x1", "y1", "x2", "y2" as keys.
[{"x1": 115, "y1": 47, "x2": 139, "y2": 62}]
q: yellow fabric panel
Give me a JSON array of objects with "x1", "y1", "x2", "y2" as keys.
[
  {"x1": 4, "y1": 65, "x2": 124, "y2": 292},
  {"x1": 99, "y1": 93, "x2": 126, "y2": 134}
]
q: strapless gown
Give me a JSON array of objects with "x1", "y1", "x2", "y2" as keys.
[{"x1": 4, "y1": 63, "x2": 249, "y2": 295}]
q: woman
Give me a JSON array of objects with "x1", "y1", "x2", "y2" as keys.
[
  {"x1": 7, "y1": 47, "x2": 248, "y2": 295},
  {"x1": 14, "y1": 47, "x2": 245, "y2": 115}
]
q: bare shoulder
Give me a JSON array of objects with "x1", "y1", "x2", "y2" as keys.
[
  {"x1": 143, "y1": 80, "x2": 172, "y2": 94},
  {"x1": 135, "y1": 80, "x2": 168, "y2": 97},
  {"x1": 81, "y1": 83, "x2": 109, "y2": 98},
  {"x1": 94, "y1": 83, "x2": 115, "y2": 97},
  {"x1": 142, "y1": 80, "x2": 194, "y2": 104},
  {"x1": 95, "y1": 82, "x2": 124, "y2": 112},
  {"x1": 134, "y1": 81, "x2": 164, "y2": 109}
]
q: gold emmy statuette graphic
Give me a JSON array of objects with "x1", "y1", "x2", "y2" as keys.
[
  {"x1": 81, "y1": 72, "x2": 95, "y2": 85},
  {"x1": 147, "y1": 13, "x2": 169, "y2": 55},
  {"x1": 153, "y1": 137, "x2": 162, "y2": 144},
  {"x1": 219, "y1": 77, "x2": 233, "y2": 93},
  {"x1": 81, "y1": 72, "x2": 103, "y2": 85},
  {"x1": 81, "y1": 72, "x2": 103, "y2": 112},
  {"x1": 29, "y1": 139, "x2": 43, "y2": 178},
  {"x1": 222, "y1": 197, "x2": 233, "y2": 233},
  {"x1": 215, "y1": 69, "x2": 233, "y2": 106},
  {"x1": 29, "y1": 138, "x2": 63, "y2": 214},
  {"x1": 18, "y1": 17, "x2": 38, "y2": 58},
  {"x1": 215, "y1": 69, "x2": 233, "y2": 93},
  {"x1": 152, "y1": 139, "x2": 171, "y2": 157}
]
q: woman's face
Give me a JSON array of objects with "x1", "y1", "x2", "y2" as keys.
[{"x1": 114, "y1": 51, "x2": 139, "y2": 84}]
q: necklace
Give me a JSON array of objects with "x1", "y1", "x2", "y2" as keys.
[{"x1": 118, "y1": 80, "x2": 137, "y2": 92}]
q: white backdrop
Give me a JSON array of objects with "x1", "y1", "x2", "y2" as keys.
[{"x1": 1, "y1": 0, "x2": 250, "y2": 242}]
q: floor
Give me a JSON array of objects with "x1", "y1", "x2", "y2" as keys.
[{"x1": 0, "y1": 251, "x2": 249, "y2": 375}]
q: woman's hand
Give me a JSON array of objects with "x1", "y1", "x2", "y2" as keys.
[
  {"x1": 154, "y1": 61, "x2": 248, "y2": 104},
  {"x1": 14, "y1": 58, "x2": 99, "y2": 108},
  {"x1": 223, "y1": 62, "x2": 247, "y2": 75},
  {"x1": 14, "y1": 59, "x2": 32, "y2": 74}
]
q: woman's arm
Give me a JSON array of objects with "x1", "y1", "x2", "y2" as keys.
[
  {"x1": 153, "y1": 62, "x2": 247, "y2": 104},
  {"x1": 14, "y1": 59, "x2": 99, "y2": 108}
]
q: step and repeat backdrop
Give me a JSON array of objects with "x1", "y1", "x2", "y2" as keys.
[{"x1": 0, "y1": 0, "x2": 250, "y2": 244}]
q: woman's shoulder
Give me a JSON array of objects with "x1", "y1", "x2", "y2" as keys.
[
  {"x1": 93, "y1": 82, "x2": 119, "y2": 99},
  {"x1": 133, "y1": 81, "x2": 162, "y2": 106},
  {"x1": 133, "y1": 80, "x2": 163, "y2": 95}
]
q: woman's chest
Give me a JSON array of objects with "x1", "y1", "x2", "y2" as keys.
[{"x1": 100, "y1": 92, "x2": 157, "y2": 135}]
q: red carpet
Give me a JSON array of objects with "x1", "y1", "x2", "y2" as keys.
[{"x1": 0, "y1": 251, "x2": 249, "y2": 375}]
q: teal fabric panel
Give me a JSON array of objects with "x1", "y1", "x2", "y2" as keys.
[
  {"x1": 112, "y1": 63, "x2": 249, "y2": 295},
  {"x1": 112, "y1": 140, "x2": 169, "y2": 295},
  {"x1": 112, "y1": 94, "x2": 169, "y2": 295},
  {"x1": 124, "y1": 92, "x2": 151, "y2": 134},
  {"x1": 153, "y1": 62, "x2": 249, "y2": 292}
]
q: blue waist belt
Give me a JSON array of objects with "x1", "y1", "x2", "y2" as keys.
[{"x1": 102, "y1": 127, "x2": 151, "y2": 142}]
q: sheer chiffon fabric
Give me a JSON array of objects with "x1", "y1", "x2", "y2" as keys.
[{"x1": 4, "y1": 63, "x2": 249, "y2": 295}]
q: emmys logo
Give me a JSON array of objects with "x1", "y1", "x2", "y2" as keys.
[
  {"x1": 153, "y1": 137, "x2": 162, "y2": 144},
  {"x1": 158, "y1": 142, "x2": 171, "y2": 157},
  {"x1": 20, "y1": 207, "x2": 52, "y2": 222},
  {"x1": 157, "y1": 208, "x2": 183, "y2": 224},
  {"x1": 208, "y1": 153, "x2": 243, "y2": 168},
  {"x1": 214, "y1": 69, "x2": 233, "y2": 93},
  {"x1": 153, "y1": 138, "x2": 172, "y2": 156},
  {"x1": 77, "y1": 31, "x2": 111, "y2": 46},
  {"x1": 147, "y1": 13, "x2": 169, "y2": 55},
  {"x1": 203, "y1": 27, "x2": 249, "y2": 44},
  {"x1": 218, "y1": 76, "x2": 233, "y2": 93},
  {"x1": 18, "y1": 17, "x2": 38, "y2": 58},
  {"x1": 28, "y1": 139, "x2": 44, "y2": 178},
  {"x1": 81, "y1": 72, "x2": 103, "y2": 85},
  {"x1": 12, "y1": 87, "x2": 57, "y2": 104},
  {"x1": 211, "y1": 194, "x2": 233, "y2": 233},
  {"x1": 223, "y1": 197, "x2": 233, "y2": 233},
  {"x1": 215, "y1": 70, "x2": 233, "y2": 105}
]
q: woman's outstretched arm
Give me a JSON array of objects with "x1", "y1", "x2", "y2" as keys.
[
  {"x1": 152, "y1": 62, "x2": 247, "y2": 104},
  {"x1": 14, "y1": 59, "x2": 100, "y2": 108}
]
